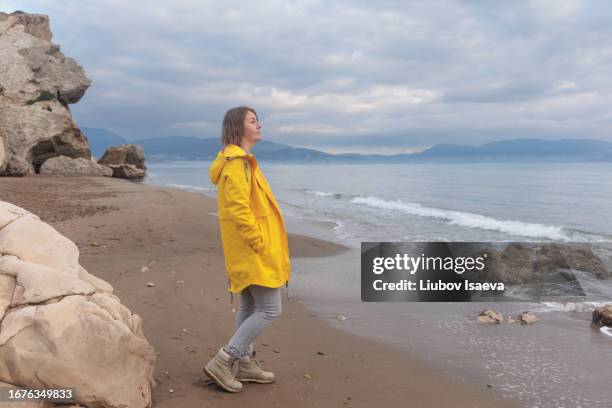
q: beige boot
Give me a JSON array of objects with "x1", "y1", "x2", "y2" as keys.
[
  {"x1": 235, "y1": 353, "x2": 275, "y2": 383},
  {"x1": 203, "y1": 348, "x2": 243, "y2": 392}
]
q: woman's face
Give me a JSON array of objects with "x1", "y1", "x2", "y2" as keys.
[{"x1": 242, "y1": 110, "x2": 261, "y2": 145}]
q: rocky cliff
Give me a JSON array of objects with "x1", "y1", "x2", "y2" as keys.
[{"x1": 0, "y1": 11, "x2": 92, "y2": 176}]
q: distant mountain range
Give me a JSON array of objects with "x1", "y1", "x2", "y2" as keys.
[
  {"x1": 82, "y1": 127, "x2": 129, "y2": 158},
  {"x1": 81, "y1": 127, "x2": 612, "y2": 163}
]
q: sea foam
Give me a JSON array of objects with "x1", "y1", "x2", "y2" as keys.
[
  {"x1": 166, "y1": 182, "x2": 215, "y2": 193},
  {"x1": 350, "y1": 195, "x2": 570, "y2": 240},
  {"x1": 305, "y1": 189, "x2": 333, "y2": 197}
]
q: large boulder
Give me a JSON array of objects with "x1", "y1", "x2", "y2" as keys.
[
  {"x1": 40, "y1": 155, "x2": 112, "y2": 177},
  {"x1": 0, "y1": 12, "x2": 92, "y2": 176},
  {"x1": 98, "y1": 144, "x2": 147, "y2": 171},
  {"x1": 479, "y1": 244, "x2": 538, "y2": 284},
  {"x1": 107, "y1": 163, "x2": 146, "y2": 179},
  {"x1": 0, "y1": 200, "x2": 155, "y2": 408},
  {"x1": 463, "y1": 243, "x2": 610, "y2": 284},
  {"x1": 540, "y1": 243, "x2": 609, "y2": 279}
]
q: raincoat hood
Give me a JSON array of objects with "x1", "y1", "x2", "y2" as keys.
[{"x1": 209, "y1": 144, "x2": 253, "y2": 185}]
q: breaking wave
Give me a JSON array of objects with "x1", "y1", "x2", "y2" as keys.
[{"x1": 350, "y1": 196, "x2": 571, "y2": 240}]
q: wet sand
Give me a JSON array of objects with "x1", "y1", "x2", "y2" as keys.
[
  {"x1": 0, "y1": 175, "x2": 518, "y2": 407},
  {"x1": 291, "y1": 247, "x2": 612, "y2": 408}
]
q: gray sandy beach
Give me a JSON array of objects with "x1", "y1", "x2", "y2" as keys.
[{"x1": 289, "y1": 228, "x2": 612, "y2": 408}]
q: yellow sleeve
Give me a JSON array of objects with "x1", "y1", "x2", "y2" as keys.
[{"x1": 223, "y1": 160, "x2": 265, "y2": 254}]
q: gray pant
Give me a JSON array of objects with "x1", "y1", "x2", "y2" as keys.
[{"x1": 224, "y1": 285, "x2": 282, "y2": 358}]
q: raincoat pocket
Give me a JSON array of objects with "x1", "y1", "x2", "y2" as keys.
[
  {"x1": 255, "y1": 214, "x2": 273, "y2": 255},
  {"x1": 220, "y1": 219, "x2": 254, "y2": 261}
]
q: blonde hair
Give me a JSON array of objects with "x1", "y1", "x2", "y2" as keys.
[{"x1": 221, "y1": 106, "x2": 258, "y2": 146}]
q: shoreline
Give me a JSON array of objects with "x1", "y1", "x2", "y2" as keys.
[
  {"x1": 155, "y1": 175, "x2": 612, "y2": 407},
  {"x1": 0, "y1": 175, "x2": 518, "y2": 407}
]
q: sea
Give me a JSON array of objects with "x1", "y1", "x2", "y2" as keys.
[{"x1": 146, "y1": 161, "x2": 612, "y2": 408}]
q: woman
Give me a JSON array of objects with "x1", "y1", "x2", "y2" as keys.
[{"x1": 205, "y1": 106, "x2": 291, "y2": 392}]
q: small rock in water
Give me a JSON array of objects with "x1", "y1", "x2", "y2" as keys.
[
  {"x1": 316, "y1": 351, "x2": 325, "y2": 356},
  {"x1": 303, "y1": 373, "x2": 312, "y2": 379},
  {"x1": 477, "y1": 309, "x2": 503, "y2": 324},
  {"x1": 518, "y1": 311, "x2": 539, "y2": 325},
  {"x1": 592, "y1": 305, "x2": 612, "y2": 326},
  {"x1": 90, "y1": 242, "x2": 99, "y2": 247},
  {"x1": 146, "y1": 282, "x2": 156, "y2": 287},
  {"x1": 335, "y1": 314, "x2": 347, "y2": 321},
  {"x1": 141, "y1": 266, "x2": 149, "y2": 273},
  {"x1": 168, "y1": 389, "x2": 174, "y2": 394}
]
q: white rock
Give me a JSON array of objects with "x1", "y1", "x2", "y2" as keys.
[
  {"x1": 0, "y1": 200, "x2": 155, "y2": 407},
  {"x1": 0, "y1": 255, "x2": 95, "y2": 306},
  {"x1": 40, "y1": 156, "x2": 112, "y2": 177},
  {"x1": 0, "y1": 296, "x2": 155, "y2": 408},
  {"x1": 0, "y1": 215, "x2": 80, "y2": 276},
  {"x1": 0, "y1": 275, "x2": 15, "y2": 322},
  {"x1": 0, "y1": 201, "x2": 38, "y2": 229}
]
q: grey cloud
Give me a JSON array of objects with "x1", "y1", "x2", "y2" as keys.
[
  {"x1": 444, "y1": 80, "x2": 559, "y2": 103},
  {"x1": 6, "y1": 0, "x2": 612, "y2": 152}
]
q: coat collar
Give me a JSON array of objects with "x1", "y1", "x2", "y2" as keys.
[{"x1": 222, "y1": 144, "x2": 253, "y2": 159}]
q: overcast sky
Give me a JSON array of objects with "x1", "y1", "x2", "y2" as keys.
[{"x1": 4, "y1": 0, "x2": 612, "y2": 153}]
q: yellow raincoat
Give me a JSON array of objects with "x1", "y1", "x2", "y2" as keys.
[{"x1": 209, "y1": 144, "x2": 291, "y2": 293}]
